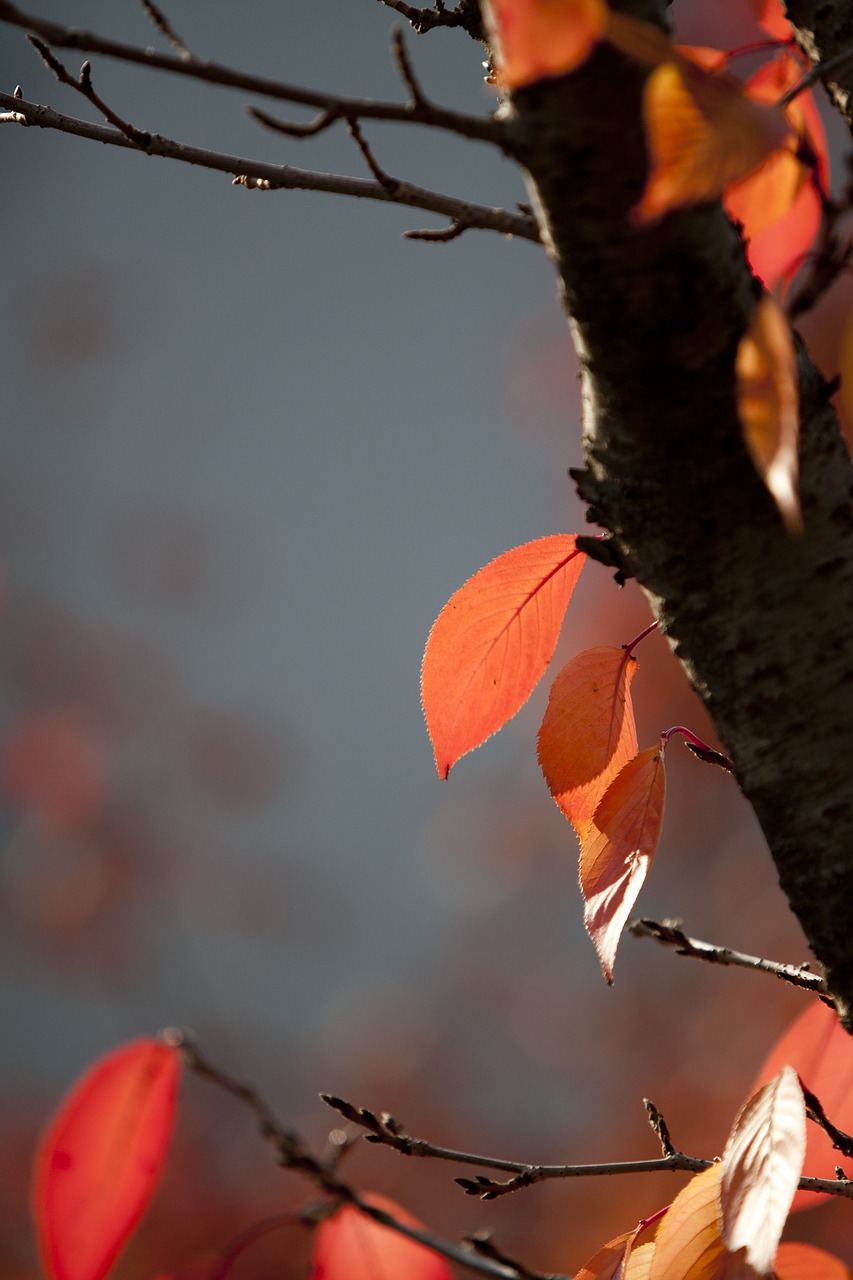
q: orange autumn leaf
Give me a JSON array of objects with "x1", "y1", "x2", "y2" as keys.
[
  {"x1": 746, "y1": 0, "x2": 791, "y2": 39},
  {"x1": 634, "y1": 58, "x2": 792, "y2": 225},
  {"x1": 311, "y1": 1194, "x2": 452, "y2": 1280},
  {"x1": 753, "y1": 1000, "x2": 853, "y2": 1209},
  {"x1": 33, "y1": 1038, "x2": 180, "y2": 1280},
  {"x1": 726, "y1": 54, "x2": 829, "y2": 288},
  {"x1": 422, "y1": 535, "x2": 585, "y2": 778},
  {"x1": 719, "y1": 1067, "x2": 806, "y2": 1275},
  {"x1": 775, "y1": 1243, "x2": 851, "y2": 1280},
  {"x1": 580, "y1": 741, "x2": 666, "y2": 981},
  {"x1": 575, "y1": 1230, "x2": 637, "y2": 1280},
  {"x1": 648, "y1": 1164, "x2": 726, "y2": 1280},
  {"x1": 481, "y1": 0, "x2": 607, "y2": 89},
  {"x1": 537, "y1": 645, "x2": 639, "y2": 846},
  {"x1": 735, "y1": 294, "x2": 801, "y2": 532}
]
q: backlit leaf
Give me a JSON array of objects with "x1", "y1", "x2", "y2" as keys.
[
  {"x1": 648, "y1": 1164, "x2": 726, "y2": 1280},
  {"x1": 775, "y1": 1243, "x2": 851, "y2": 1280},
  {"x1": 311, "y1": 1194, "x2": 453, "y2": 1280},
  {"x1": 753, "y1": 1001, "x2": 853, "y2": 1209},
  {"x1": 575, "y1": 1215, "x2": 664, "y2": 1280},
  {"x1": 746, "y1": 0, "x2": 791, "y2": 39},
  {"x1": 422, "y1": 535, "x2": 585, "y2": 778},
  {"x1": 726, "y1": 54, "x2": 829, "y2": 290},
  {"x1": 574, "y1": 1229, "x2": 635, "y2": 1280},
  {"x1": 720, "y1": 1066, "x2": 806, "y2": 1274},
  {"x1": 537, "y1": 645, "x2": 639, "y2": 846},
  {"x1": 634, "y1": 59, "x2": 791, "y2": 225},
  {"x1": 33, "y1": 1038, "x2": 180, "y2": 1280},
  {"x1": 481, "y1": 0, "x2": 607, "y2": 89},
  {"x1": 735, "y1": 295, "x2": 801, "y2": 532},
  {"x1": 580, "y1": 741, "x2": 666, "y2": 982}
]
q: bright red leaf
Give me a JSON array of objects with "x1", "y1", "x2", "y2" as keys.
[
  {"x1": 720, "y1": 1066, "x2": 806, "y2": 1274},
  {"x1": 580, "y1": 741, "x2": 666, "y2": 982},
  {"x1": 311, "y1": 1194, "x2": 453, "y2": 1280},
  {"x1": 746, "y1": 0, "x2": 791, "y2": 39},
  {"x1": 422, "y1": 535, "x2": 585, "y2": 778},
  {"x1": 753, "y1": 1000, "x2": 853, "y2": 1208},
  {"x1": 33, "y1": 1038, "x2": 180, "y2": 1280},
  {"x1": 481, "y1": 0, "x2": 607, "y2": 89},
  {"x1": 537, "y1": 645, "x2": 639, "y2": 846},
  {"x1": 726, "y1": 53, "x2": 829, "y2": 291},
  {"x1": 634, "y1": 58, "x2": 792, "y2": 225},
  {"x1": 735, "y1": 294, "x2": 801, "y2": 532},
  {"x1": 775, "y1": 1243, "x2": 851, "y2": 1280}
]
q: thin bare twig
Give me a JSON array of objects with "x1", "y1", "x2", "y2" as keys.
[
  {"x1": 139, "y1": 0, "x2": 192, "y2": 61},
  {"x1": 0, "y1": 0, "x2": 503, "y2": 146},
  {"x1": 801, "y1": 1083, "x2": 853, "y2": 1161},
  {"x1": 347, "y1": 117, "x2": 399, "y2": 192},
  {"x1": 466, "y1": 1232, "x2": 562, "y2": 1280},
  {"x1": 163, "y1": 1031, "x2": 541, "y2": 1280},
  {"x1": 630, "y1": 918, "x2": 830, "y2": 996},
  {"x1": 0, "y1": 92, "x2": 540, "y2": 244},
  {"x1": 322, "y1": 1090, "x2": 853, "y2": 1202},
  {"x1": 376, "y1": 0, "x2": 484, "y2": 39},
  {"x1": 27, "y1": 36, "x2": 150, "y2": 145},
  {"x1": 405, "y1": 219, "x2": 472, "y2": 242}
]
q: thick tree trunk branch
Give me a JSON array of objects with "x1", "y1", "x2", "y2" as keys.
[{"x1": 500, "y1": 5, "x2": 853, "y2": 1026}]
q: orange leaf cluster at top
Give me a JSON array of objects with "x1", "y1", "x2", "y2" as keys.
[{"x1": 480, "y1": 0, "x2": 607, "y2": 89}]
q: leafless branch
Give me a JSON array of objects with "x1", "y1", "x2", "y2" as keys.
[
  {"x1": 321, "y1": 1089, "x2": 853, "y2": 1202},
  {"x1": 0, "y1": 92, "x2": 540, "y2": 244},
  {"x1": 466, "y1": 1232, "x2": 563, "y2": 1280},
  {"x1": 0, "y1": 1, "x2": 503, "y2": 146},
  {"x1": 27, "y1": 36, "x2": 150, "y2": 145},
  {"x1": 139, "y1": 0, "x2": 192, "y2": 61},
  {"x1": 164, "y1": 1030, "x2": 548, "y2": 1280},
  {"x1": 347, "y1": 117, "x2": 399, "y2": 192},
  {"x1": 321, "y1": 1091, "x2": 712, "y2": 1199},
  {"x1": 801, "y1": 1083, "x2": 853, "y2": 1160},
  {"x1": 630, "y1": 918, "x2": 830, "y2": 996},
  {"x1": 375, "y1": 0, "x2": 485, "y2": 40}
]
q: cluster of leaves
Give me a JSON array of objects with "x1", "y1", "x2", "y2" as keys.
[
  {"x1": 29, "y1": 1000, "x2": 853, "y2": 1280},
  {"x1": 483, "y1": 0, "x2": 830, "y2": 529}
]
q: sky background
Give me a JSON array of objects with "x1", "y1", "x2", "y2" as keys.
[{"x1": 2, "y1": 3, "x2": 851, "y2": 1275}]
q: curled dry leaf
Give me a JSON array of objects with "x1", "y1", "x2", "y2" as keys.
[
  {"x1": 422, "y1": 535, "x2": 585, "y2": 778},
  {"x1": 33, "y1": 1038, "x2": 180, "y2": 1280},
  {"x1": 580, "y1": 741, "x2": 666, "y2": 982},
  {"x1": 720, "y1": 1066, "x2": 806, "y2": 1275},
  {"x1": 634, "y1": 58, "x2": 792, "y2": 225},
  {"x1": 311, "y1": 1194, "x2": 453, "y2": 1280},
  {"x1": 481, "y1": 0, "x2": 606, "y2": 89},
  {"x1": 752, "y1": 1000, "x2": 853, "y2": 1209},
  {"x1": 735, "y1": 295, "x2": 801, "y2": 533},
  {"x1": 537, "y1": 645, "x2": 639, "y2": 846}
]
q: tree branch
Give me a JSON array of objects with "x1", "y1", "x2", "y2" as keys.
[
  {"x1": 0, "y1": 92, "x2": 539, "y2": 244},
  {"x1": 375, "y1": 0, "x2": 486, "y2": 41},
  {"x1": 629, "y1": 919, "x2": 830, "y2": 996},
  {"x1": 0, "y1": 0, "x2": 503, "y2": 146},
  {"x1": 501, "y1": 1, "x2": 853, "y2": 1029}
]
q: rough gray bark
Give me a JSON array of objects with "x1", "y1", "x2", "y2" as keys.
[{"x1": 495, "y1": 2, "x2": 853, "y2": 1026}]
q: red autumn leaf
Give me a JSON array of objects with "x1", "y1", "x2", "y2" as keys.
[
  {"x1": 775, "y1": 1243, "x2": 851, "y2": 1280},
  {"x1": 726, "y1": 54, "x2": 829, "y2": 290},
  {"x1": 537, "y1": 645, "x2": 639, "y2": 846},
  {"x1": 33, "y1": 1038, "x2": 180, "y2": 1280},
  {"x1": 720, "y1": 1066, "x2": 806, "y2": 1275},
  {"x1": 746, "y1": 0, "x2": 791, "y2": 39},
  {"x1": 311, "y1": 1194, "x2": 453, "y2": 1280},
  {"x1": 752, "y1": 1000, "x2": 853, "y2": 1209},
  {"x1": 648, "y1": 1164, "x2": 726, "y2": 1280},
  {"x1": 735, "y1": 294, "x2": 801, "y2": 532},
  {"x1": 580, "y1": 741, "x2": 666, "y2": 982},
  {"x1": 481, "y1": 0, "x2": 607, "y2": 89},
  {"x1": 634, "y1": 58, "x2": 792, "y2": 225},
  {"x1": 422, "y1": 535, "x2": 585, "y2": 778}
]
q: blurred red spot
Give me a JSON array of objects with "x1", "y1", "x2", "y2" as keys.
[{"x1": 1, "y1": 709, "x2": 104, "y2": 830}]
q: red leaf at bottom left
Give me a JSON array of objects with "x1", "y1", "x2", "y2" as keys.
[{"x1": 33, "y1": 1037, "x2": 181, "y2": 1280}]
